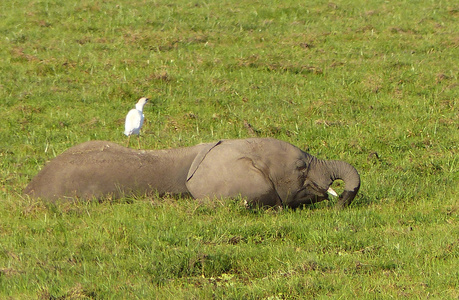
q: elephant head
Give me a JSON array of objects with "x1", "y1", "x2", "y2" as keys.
[{"x1": 186, "y1": 138, "x2": 360, "y2": 209}]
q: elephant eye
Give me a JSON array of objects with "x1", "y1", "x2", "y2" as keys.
[{"x1": 295, "y1": 160, "x2": 307, "y2": 170}]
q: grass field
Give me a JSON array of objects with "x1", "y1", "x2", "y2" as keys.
[{"x1": 1, "y1": 0, "x2": 458, "y2": 298}]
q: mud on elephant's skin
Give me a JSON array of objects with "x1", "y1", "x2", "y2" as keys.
[{"x1": 24, "y1": 138, "x2": 361, "y2": 208}]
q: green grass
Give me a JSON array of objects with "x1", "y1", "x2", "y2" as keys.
[{"x1": 1, "y1": 0, "x2": 458, "y2": 298}]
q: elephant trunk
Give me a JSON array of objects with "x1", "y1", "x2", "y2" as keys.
[{"x1": 326, "y1": 160, "x2": 361, "y2": 208}]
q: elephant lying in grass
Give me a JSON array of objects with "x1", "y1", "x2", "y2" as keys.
[{"x1": 24, "y1": 138, "x2": 360, "y2": 208}]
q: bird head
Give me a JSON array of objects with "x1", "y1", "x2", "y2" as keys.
[
  {"x1": 138, "y1": 97, "x2": 149, "y2": 104},
  {"x1": 135, "y1": 97, "x2": 149, "y2": 110}
]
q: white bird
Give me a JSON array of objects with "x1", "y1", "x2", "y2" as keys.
[{"x1": 124, "y1": 97, "x2": 149, "y2": 149}]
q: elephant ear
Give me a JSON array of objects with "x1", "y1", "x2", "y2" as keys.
[
  {"x1": 185, "y1": 139, "x2": 282, "y2": 206},
  {"x1": 187, "y1": 141, "x2": 222, "y2": 181}
]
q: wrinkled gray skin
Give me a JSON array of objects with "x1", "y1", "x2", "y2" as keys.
[{"x1": 24, "y1": 138, "x2": 360, "y2": 208}]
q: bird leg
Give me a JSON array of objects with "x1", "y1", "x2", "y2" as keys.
[
  {"x1": 126, "y1": 135, "x2": 131, "y2": 148},
  {"x1": 137, "y1": 135, "x2": 141, "y2": 149}
]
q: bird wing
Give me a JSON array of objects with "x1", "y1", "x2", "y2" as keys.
[{"x1": 124, "y1": 109, "x2": 143, "y2": 136}]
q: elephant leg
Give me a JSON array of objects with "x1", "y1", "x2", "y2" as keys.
[{"x1": 186, "y1": 152, "x2": 282, "y2": 207}]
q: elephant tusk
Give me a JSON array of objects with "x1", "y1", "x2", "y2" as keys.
[{"x1": 327, "y1": 187, "x2": 338, "y2": 197}]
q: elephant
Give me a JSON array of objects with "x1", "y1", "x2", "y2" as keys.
[{"x1": 24, "y1": 138, "x2": 360, "y2": 208}]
